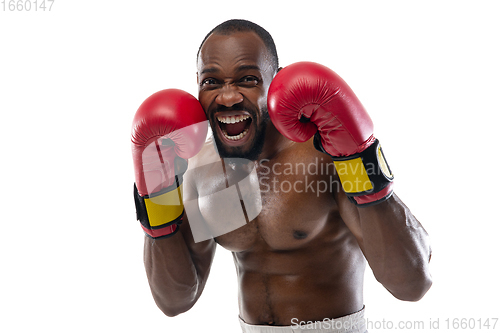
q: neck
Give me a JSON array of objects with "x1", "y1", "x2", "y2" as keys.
[{"x1": 257, "y1": 121, "x2": 294, "y2": 161}]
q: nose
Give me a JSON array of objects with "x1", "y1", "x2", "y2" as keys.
[{"x1": 215, "y1": 84, "x2": 244, "y2": 107}]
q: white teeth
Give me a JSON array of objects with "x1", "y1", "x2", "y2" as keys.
[
  {"x1": 222, "y1": 128, "x2": 249, "y2": 140},
  {"x1": 217, "y1": 115, "x2": 250, "y2": 124},
  {"x1": 217, "y1": 114, "x2": 251, "y2": 141}
]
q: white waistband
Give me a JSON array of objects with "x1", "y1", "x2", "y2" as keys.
[{"x1": 239, "y1": 307, "x2": 367, "y2": 333}]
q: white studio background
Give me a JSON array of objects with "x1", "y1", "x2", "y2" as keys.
[{"x1": 1, "y1": 1, "x2": 499, "y2": 332}]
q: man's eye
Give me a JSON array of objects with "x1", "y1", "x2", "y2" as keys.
[
  {"x1": 240, "y1": 76, "x2": 259, "y2": 86},
  {"x1": 201, "y1": 78, "x2": 218, "y2": 87}
]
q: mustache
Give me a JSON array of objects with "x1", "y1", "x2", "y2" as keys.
[{"x1": 213, "y1": 103, "x2": 251, "y2": 113}]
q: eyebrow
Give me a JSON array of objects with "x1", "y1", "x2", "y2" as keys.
[
  {"x1": 200, "y1": 67, "x2": 219, "y2": 75},
  {"x1": 200, "y1": 64, "x2": 261, "y2": 75},
  {"x1": 236, "y1": 65, "x2": 261, "y2": 72}
]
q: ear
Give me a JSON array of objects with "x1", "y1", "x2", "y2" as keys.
[
  {"x1": 196, "y1": 72, "x2": 199, "y2": 85},
  {"x1": 271, "y1": 67, "x2": 282, "y2": 79},
  {"x1": 273, "y1": 67, "x2": 283, "y2": 78}
]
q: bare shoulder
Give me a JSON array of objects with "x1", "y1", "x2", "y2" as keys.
[
  {"x1": 183, "y1": 136, "x2": 218, "y2": 195},
  {"x1": 187, "y1": 136, "x2": 219, "y2": 170}
]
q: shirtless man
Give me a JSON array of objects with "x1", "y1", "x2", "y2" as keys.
[{"x1": 131, "y1": 19, "x2": 432, "y2": 333}]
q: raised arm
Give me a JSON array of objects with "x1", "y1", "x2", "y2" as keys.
[
  {"x1": 131, "y1": 89, "x2": 216, "y2": 316},
  {"x1": 267, "y1": 61, "x2": 432, "y2": 301}
]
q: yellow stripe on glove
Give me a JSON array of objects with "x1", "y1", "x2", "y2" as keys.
[
  {"x1": 334, "y1": 158, "x2": 373, "y2": 194},
  {"x1": 144, "y1": 185, "x2": 184, "y2": 227}
]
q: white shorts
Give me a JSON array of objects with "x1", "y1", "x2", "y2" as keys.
[{"x1": 239, "y1": 307, "x2": 367, "y2": 333}]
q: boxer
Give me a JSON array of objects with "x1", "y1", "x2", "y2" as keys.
[{"x1": 131, "y1": 19, "x2": 432, "y2": 333}]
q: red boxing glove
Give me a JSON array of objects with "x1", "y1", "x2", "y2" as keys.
[
  {"x1": 131, "y1": 89, "x2": 208, "y2": 238},
  {"x1": 268, "y1": 62, "x2": 393, "y2": 206}
]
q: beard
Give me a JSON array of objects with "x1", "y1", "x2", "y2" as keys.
[{"x1": 211, "y1": 105, "x2": 270, "y2": 161}]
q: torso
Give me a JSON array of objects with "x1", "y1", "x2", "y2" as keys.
[{"x1": 186, "y1": 138, "x2": 366, "y2": 325}]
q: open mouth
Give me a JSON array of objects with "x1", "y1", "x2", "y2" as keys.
[{"x1": 216, "y1": 113, "x2": 253, "y2": 141}]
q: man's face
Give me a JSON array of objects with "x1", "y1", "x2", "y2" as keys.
[{"x1": 197, "y1": 31, "x2": 275, "y2": 160}]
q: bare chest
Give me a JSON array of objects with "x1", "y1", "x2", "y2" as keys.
[{"x1": 192, "y1": 146, "x2": 340, "y2": 252}]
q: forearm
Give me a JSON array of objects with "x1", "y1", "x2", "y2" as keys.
[
  {"x1": 357, "y1": 193, "x2": 432, "y2": 301},
  {"x1": 144, "y1": 233, "x2": 201, "y2": 316}
]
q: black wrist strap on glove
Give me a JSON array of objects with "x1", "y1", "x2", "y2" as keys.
[
  {"x1": 133, "y1": 174, "x2": 184, "y2": 239},
  {"x1": 314, "y1": 133, "x2": 394, "y2": 200}
]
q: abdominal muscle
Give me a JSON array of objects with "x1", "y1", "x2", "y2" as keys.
[{"x1": 214, "y1": 198, "x2": 366, "y2": 326}]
